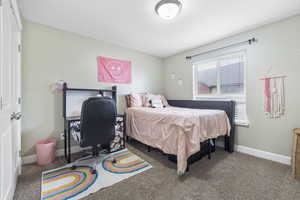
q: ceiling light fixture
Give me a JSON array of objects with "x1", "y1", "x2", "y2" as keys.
[{"x1": 155, "y1": 0, "x2": 182, "y2": 20}]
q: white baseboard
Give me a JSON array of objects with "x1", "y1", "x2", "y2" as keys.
[
  {"x1": 235, "y1": 145, "x2": 291, "y2": 165},
  {"x1": 22, "y1": 146, "x2": 82, "y2": 165},
  {"x1": 23, "y1": 143, "x2": 291, "y2": 166},
  {"x1": 215, "y1": 141, "x2": 291, "y2": 165}
]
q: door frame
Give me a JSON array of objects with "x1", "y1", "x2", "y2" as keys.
[
  {"x1": 10, "y1": 0, "x2": 23, "y2": 176},
  {"x1": 0, "y1": 0, "x2": 22, "y2": 199}
]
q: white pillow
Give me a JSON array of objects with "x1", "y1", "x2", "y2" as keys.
[
  {"x1": 150, "y1": 96, "x2": 164, "y2": 108},
  {"x1": 144, "y1": 94, "x2": 168, "y2": 108}
]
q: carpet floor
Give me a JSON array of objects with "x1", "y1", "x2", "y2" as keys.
[{"x1": 14, "y1": 143, "x2": 300, "y2": 200}]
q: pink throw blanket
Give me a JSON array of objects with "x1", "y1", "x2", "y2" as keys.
[{"x1": 126, "y1": 106, "x2": 231, "y2": 175}]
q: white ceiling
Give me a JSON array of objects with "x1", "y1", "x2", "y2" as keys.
[{"x1": 18, "y1": 0, "x2": 300, "y2": 58}]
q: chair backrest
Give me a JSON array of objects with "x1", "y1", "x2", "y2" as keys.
[{"x1": 80, "y1": 96, "x2": 117, "y2": 148}]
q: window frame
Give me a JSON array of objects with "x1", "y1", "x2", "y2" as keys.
[{"x1": 192, "y1": 50, "x2": 249, "y2": 126}]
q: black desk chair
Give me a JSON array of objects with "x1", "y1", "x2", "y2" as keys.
[{"x1": 71, "y1": 96, "x2": 117, "y2": 174}]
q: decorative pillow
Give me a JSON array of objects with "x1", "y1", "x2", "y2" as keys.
[
  {"x1": 144, "y1": 93, "x2": 162, "y2": 107},
  {"x1": 144, "y1": 94, "x2": 156, "y2": 107},
  {"x1": 141, "y1": 93, "x2": 149, "y2": 107},
  {"x1": 144, "y1": 94, "x2": 166, "y2": 108},
  {"x1": 128, "y1": 93, "x2": 144, "y2": 107},
  {"x1": 125, "y1": 95, "x2": 131, "y2": 107},
  {"x1": 151, "y1": 98, "x2": 164, "y2": 108},
  {"x1": 160, "y1": 95, "x2": 169, "y2": 107}
]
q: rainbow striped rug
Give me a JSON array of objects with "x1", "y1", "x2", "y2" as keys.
[{"x1": 41, "y1": 149, "x2": 152, "y2": 200}]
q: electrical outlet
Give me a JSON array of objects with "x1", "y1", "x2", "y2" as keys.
[{"x1": 60, "y1": 132, "x2": 65, "y2": 140}]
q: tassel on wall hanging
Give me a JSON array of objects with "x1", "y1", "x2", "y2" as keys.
[{"x1": 260, "y1": 75, "x2": 286, "y2": 118}]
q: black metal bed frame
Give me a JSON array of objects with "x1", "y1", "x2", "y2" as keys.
[
  {"x1": 126, "y1": 99, "x2": 236, "y2": 172},
  {"x1": 168, "y1": 100, "x2": 236, "y2": 153}
]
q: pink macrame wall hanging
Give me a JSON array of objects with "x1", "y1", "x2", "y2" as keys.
[
  {"x1": 97, "y1": 56, "x2": 132, "y2": 84},
  {"x1": 261, "y1": 75, "x2": 286, "y2": 118}
]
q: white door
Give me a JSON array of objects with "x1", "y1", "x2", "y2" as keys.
[{"x1": 0, "y1": 0, "x2": 22, "y2": 199}]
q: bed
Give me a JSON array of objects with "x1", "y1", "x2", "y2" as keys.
[{"x1": 125, "y1": 98, "x2": 235, "y2": 175}]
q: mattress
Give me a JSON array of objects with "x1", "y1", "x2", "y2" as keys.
[{"x1": 125, "y1": 106, "x2": 231, "y2": 175}]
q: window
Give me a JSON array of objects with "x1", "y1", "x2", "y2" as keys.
[{"x1": 193, "y1": 51, "x2": 248, "y2": 126}]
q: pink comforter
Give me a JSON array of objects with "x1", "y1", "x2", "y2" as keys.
[{"x1": 126, "y1": 106, "x2": 231, "y2": 175}]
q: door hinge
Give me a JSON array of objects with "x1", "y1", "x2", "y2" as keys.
[
  {"x1": 18, "y1": 97, "x2": 22, "y2": 104},
  {"x1": 18, "y1": 44, "x2": 22, "y2": 53}
]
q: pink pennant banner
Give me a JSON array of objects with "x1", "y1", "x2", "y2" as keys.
[{"x1": 97, "y1": 56, "x2": 132, "y2": 84}]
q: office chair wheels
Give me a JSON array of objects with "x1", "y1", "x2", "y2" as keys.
[{"x1": 70, "y1": 165, "x2": 77, "y2": 170}]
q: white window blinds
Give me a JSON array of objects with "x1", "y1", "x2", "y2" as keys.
[{"x1": 193, "y1": 51, "x2": 249, "y2": 126}]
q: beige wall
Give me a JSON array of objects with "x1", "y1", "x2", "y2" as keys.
[
  {"x1": 163, "y1": 15, "x2": 300, "y2": 157},
  {"x1": 21, "y1": 21, "x2": 164, "y2": 156}
]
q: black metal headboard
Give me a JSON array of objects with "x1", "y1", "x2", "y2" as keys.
[{"x1": 168, "y1": 100, "x2": 236, "y2": 153}]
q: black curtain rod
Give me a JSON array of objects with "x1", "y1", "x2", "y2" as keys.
[{"x1": 186, "y1": 37, "x2": 257, "y2": 60}]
